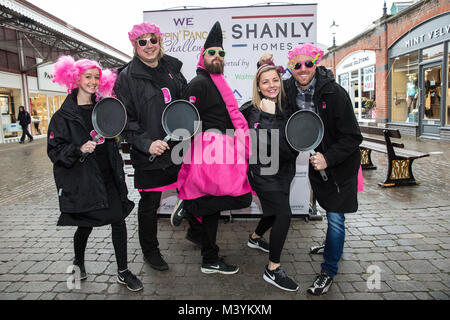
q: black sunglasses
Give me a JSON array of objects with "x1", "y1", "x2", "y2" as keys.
[
  {"x1": 203, "y1": 49, "x2": 226, "y2": 58},
  {"x1": 137, "y1": 37, "x2": 158, "y2": 47},
  {"x1": 293, "y1": 60, "x2": 315, "y2": 70}
]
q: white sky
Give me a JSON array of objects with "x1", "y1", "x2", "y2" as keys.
[{"x1": 27, "y1": 0, "x2": 392, "y2": 56}]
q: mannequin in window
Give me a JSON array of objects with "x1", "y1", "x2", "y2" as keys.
[{"x1": 406, "y1": 75, "x2": 417, "y2": 115}]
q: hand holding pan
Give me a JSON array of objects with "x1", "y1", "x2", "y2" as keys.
[
  {"x1": 285, "y1": 109, "x2": 328, "y2": 182},
  {"x1": 80, "y1": 97, "x2": 127, "y2": 163},
  {"x1": 149, "y1": 100, "x2": 201, "y2": 162}
]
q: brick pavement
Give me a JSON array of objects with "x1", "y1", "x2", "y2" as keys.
[{"x1": 0, "y1": 137, "x2": 449, "y2": 300}]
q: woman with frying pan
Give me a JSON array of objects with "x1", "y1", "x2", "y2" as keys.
[
  {"x1": 239, "y1": 63, "x2": 299, "y2": 292},
  {"x1": 47, "y1": 56, "x2": 143, "y2": 292}
]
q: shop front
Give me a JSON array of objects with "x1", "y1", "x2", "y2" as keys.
[
  {"x1": 388, "y1": 12, "x2": 449, "y2": 139},
  {"x1": 336, "y1": 50, "x2": 377, "y2": 122}
]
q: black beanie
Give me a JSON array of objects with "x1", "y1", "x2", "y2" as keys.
[{"x1": 204, "y1": 21, "x2": 223, "y2": 49}]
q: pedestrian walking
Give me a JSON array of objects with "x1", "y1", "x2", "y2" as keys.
[
  {"x1": 240, "y1": 63, "x2": 299, "y2": 291},
  {"x1": 172, "y1": 22, "x2": 252, "y2": 275},
  {"x1": 17, "y1": 106, "x2": 33, "y2": 143},
  {"x1": 47, "y1": 55, "x2": 143, "y2": 292},
  {"x1": 32, "y1": 110, "x2": 41, "y2": 135},
  {"x1": 260, "y1": 43, "x2": 363, "y2": 295},
  {"x1": 113, "y1": 22, "x2": 188, "y2": 271}
]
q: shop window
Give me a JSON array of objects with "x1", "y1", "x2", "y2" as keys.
[
  {"x1": 447, "y1": 50, "x2": 450, "y2": 126},
  {"x1": 362, "y1": 65, "x2": 376, "y2": 120},
  {"x1": 29, "y1": 94, "x2": 66, "y2": 135},
  {"x1": 391, "y1": 51, "x2": 419, "y2": 123},
  {"x1": 422, "y1": 44, "x2": 444, "y2": 62}
]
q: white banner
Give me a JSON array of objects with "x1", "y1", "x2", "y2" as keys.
[{"x1": 143, "y1": 4, "x2": 317, "y2": 105}]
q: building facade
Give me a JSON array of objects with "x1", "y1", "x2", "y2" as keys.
[
  {"x1": 0, "y1": 0, "x2": 130, "y2": 143},
  {"x1": 321, "y1": 0, "x2": 450, "y2": 140}
]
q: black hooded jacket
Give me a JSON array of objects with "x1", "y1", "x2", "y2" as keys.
[
  {"x1": 284, "y1": 66, "x2": 363, "y2": 213},
  {"x1": 113, "y1": 55, "x2": 187, "y2": 170},
  {"x1": 47, "y1": 91, "x2": 134, "y2": 215}
]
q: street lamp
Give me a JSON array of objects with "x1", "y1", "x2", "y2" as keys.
[{"x1": 330, "y1": 20, "x2": 339, "y2": 47}]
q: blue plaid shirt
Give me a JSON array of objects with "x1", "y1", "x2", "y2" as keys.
[{"x1": 295, "y1": 77, "x2": 316, "y2": 112}]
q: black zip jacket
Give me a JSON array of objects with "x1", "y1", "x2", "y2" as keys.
[
  {"x1": 114, "y1": 55, "x2": 187, "y2": 170},
  {"x1": 240, "y1": 101, "x2": 298, "y2": 194},
  {"x1": 284, "y1": 66, "x2": 363, "y2": 212},
  {"x1": 47, "y1": 91, "x2": 133, "y2": 214}
]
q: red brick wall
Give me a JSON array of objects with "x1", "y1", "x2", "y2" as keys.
[{"x1": 321, "y1": 0, "x2": 450, "y2": 122}]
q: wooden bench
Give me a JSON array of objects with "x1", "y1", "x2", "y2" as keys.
[{"x1": 359, "y1": 126, "x2": 429, "y2": 187}]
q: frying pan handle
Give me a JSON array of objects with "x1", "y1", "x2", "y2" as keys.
[
  {"x1": 310, "y1": 150, "x2": 329, "y2": 182},
  {"x1": 149, "y1": 136, "x2": 171, "y2": 162},
  {"x1": 80, "y1": 135, "x2": 100, "y2": 163}
]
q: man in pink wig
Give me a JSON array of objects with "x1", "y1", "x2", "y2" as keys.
[
  {"x1": 172, "y1": 22, "x2": 252, "y2": 274},
  {"x1": 260, "y1": 44, "x2": 362, "y2": 295},
  {"x1": 114, "y1": 22, "x2": 188, "y2": 271}
]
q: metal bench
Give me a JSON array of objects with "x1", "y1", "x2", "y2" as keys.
[{"x1": 359, "y1": 126, "x2": 429, "y2": 187}]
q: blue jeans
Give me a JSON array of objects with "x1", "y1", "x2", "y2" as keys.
[{"x1": 321, "y1": 212, "x2": 346, "y2": 279}]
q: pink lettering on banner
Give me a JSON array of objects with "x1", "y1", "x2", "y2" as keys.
[
  {"x1": 189, "y1": 96, "x2": 196, "y2": 104},
  {"x1": 161, "y1": 88, "x2": 172, "y2": 104},
  {"x1": 91, "y1": 130, "x2": 105, "y2": 144}
]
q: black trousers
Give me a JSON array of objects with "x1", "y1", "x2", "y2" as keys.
[
  {"x1": 74, "y1": 219, "x2": 128, "y2": 271},
  {"x1": 185, "y1": 193, "x2": 252, "y2": 264},
  {"x1": 20, "y1": 125, "x2": 33, "y2": 142},
  {"x1": 137, "y1": 191, "x2": 162, "y2": 257},
  {"x1": 254, "y1": 191, "x2": 292, "y2": 264}
]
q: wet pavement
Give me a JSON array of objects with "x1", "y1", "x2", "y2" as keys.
[{"x1": 0, "y1": 135, "x2": 449, "y2": 300}]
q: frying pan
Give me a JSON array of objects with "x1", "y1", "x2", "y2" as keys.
[
  {"x1": 80, "y1": 97, "x2": 127, "y2": 163},
  {"x1": 149, "y1": 100, "x2": 201, "y2": 162},
  {"x1": 285, "y1": 109, "x2": 328, "y2": 181}
]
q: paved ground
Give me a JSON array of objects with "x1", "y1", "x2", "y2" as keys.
[{"x1": 0, "y1": 135, "x2": 449, "y2": 300}]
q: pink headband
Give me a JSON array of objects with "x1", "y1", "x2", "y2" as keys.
[
  {"x1": 128, "y1": 22, "x2": 163, "y2": 46},
  {"x1": 288, "y1": 43, "x2": 324, "y2": 63}
]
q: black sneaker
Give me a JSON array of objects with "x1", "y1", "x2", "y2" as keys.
[
  {"x1": 117, "y1": 270, "x2": 143, "y2": 292},
  {"x1": 310, "y1": 244, "x2": 325, "y2": 255},
  {"x1": 145, "y1": 250, "x2": 169, "y2": 271},
  {"x1": 263, "y1": 265, "x2": 299, "y2": 292},
  {"x1": 307, "y1": 272, "x2": 333, "y2": 296},
  {"x1": 73, "y1": 260, "x2": 87, "y2": 281},
  {"x1": 170, "y1": 199, "x2": 186, "y2": 227},
  {"x1": 247, "y1": 234, "x2": 269, "y2": 253},
  {"x1": 201, "y1": 258, "x2": 239, "y2": 275}
]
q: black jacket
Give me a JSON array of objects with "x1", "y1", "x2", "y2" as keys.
[
  {"x1": 114, "y1": 55, "x2": 187, "y2": 170},
  {"x1": 18, "y1": 110, "x2": 31, "y2": 127},
  {"x1": 47, "y1": 91, "x2": 134, "y2": 215},
  {"x1": 240, "y1": 101, "x2": 298, "y2": 194},
  {"x1": 285, "y1": 66, "x2": 362, "y2": 213}
]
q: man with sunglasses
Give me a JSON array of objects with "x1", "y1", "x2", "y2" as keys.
[
  {"x1": 260, "y1": 43, "x2": 362, "y2": 296},
  {"x1": 114, "y1": 22, "x2": 188, "y2": 272},
  {"x1": 172, "y1": 22, "x2": 252, "y2": 275}
]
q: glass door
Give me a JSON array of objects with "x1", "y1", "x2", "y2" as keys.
[{"x1": 419, "y1": 62, "x2": 442, "y2": 137}]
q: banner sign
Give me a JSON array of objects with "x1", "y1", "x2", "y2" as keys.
[{"x1": 143, "y1": 4, "x2": 317, "y2": 105}]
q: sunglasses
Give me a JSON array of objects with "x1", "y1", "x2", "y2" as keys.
[
  {"x1": 137, "y1": 37, "x2": 158, "y2": 47},
  {"x1": 292, "y1": 60, "x2": 315, "y2": 70},
  {"x1": 203, "y1": 49, "x2": 226, "y2": 58}
]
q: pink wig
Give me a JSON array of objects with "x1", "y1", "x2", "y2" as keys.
[
  {"x1": 128, "y1": 22, "x2": 162, "y2": 46},
  {"x1": 52, "y1": 55, "x2": 117, "y2": 99},
  {"x1": 288, "y1": 43, "x2": 324, "y2": 64}
]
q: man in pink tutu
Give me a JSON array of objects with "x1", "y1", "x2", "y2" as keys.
[{"x1": 172, "y1": 22, "x2": 252, "y2": 274}]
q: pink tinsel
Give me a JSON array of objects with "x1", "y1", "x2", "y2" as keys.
[
  {"x1": 52, "y1": 55, "x2": 116, "y2": 99},
  {"x1": 288, "y1": 43, "x2": 324, "y2": 63},
  {"x1": 128, "y1": 22, "x2": 162, "y2": 46}
]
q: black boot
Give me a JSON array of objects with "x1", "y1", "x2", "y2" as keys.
[{"x1": 73, "y1": 259, "x2": 88, "y2": 280}]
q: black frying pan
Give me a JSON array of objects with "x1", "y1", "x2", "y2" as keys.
[
  {"x1": 149, "y1": 100, "x2": 201, "y2": 162},
  {"x1": 80, "y1": 97, "x2": 127, "y2": 163},
  {"x1": 285, "y1": 109, "x2": 328, "y2": 181}
]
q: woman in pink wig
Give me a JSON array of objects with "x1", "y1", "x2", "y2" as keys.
[{"x1": 47, "y1": 55, "x2": 143, "y2": 292}]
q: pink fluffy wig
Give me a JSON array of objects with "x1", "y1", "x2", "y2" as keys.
[
  {"x1": 288, "y1": 43, "x2": 324, "y2": 64},
  {"x1": 52, "y1": 55, "x2": 117, "y2": 99},
  {"x1": 128, "y1": 22, "x2": 163, "y2": 46}
]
